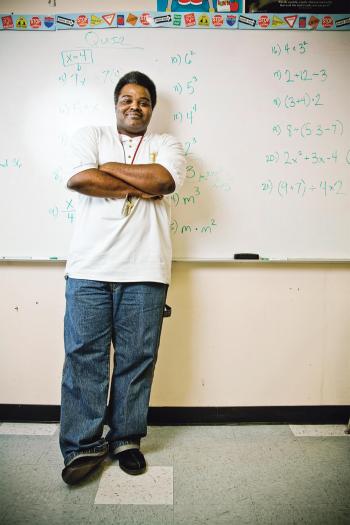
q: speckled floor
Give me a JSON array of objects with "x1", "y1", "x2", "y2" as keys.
[{"x1": 0, "y1": 423, "x2": 349, "y2": 525}]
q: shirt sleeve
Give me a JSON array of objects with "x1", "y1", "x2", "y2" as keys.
[
  {"x1": 155, "y1": 134, "x2": 186, "y2": 193},
  {"x1": 65, "y1": 127, "x2": 99, "y2": 187}
]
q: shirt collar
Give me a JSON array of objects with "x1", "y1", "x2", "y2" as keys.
[
  {"x1": 119, "y1": 133, "x2": 143, "y2": 143},
  {"x1": 117, "y1": 128, "x2": 151, "y2": 143}
]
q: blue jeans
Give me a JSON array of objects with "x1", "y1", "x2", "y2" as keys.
[{"x1": 60, "y1": 278, "x2": 168, "y2": 466}]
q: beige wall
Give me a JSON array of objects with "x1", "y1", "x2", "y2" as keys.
[
  {"x1": 1, "y1": 0, "x2": 349, "y2": 407},
  {"x1": 1, "y1": 262, "x2": 349, "y2": 406}
]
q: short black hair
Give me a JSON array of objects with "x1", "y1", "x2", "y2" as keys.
[{"x1": 114, "y1": 71, "x2": 157, "y2": 108}]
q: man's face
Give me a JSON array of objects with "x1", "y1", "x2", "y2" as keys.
[{"x1": 116, "y1": 83, "x2": 153, "y2": 137}]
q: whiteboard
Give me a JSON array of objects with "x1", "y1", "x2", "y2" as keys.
[{"x1": 1, "y1": 28, "x2": 350, "y2": 260}]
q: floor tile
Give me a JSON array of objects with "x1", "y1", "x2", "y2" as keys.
[
  {"x1": 88, "y1": 504, "x2": 174, "y2": 525},
  {"x1": 289, "y1": 425, "x2": 349, "y2": 437},
  {"x1": 173, "y1": 443, "x2": 249, "y2": 506},
  {"x1": 147, "y1": 425, "x2": 236, "y2": 448},
  {"x1": 95, "y1": 466, "x2": 173, "y2": 505},
  {"x1": 0, "y1": 423, "x2": 58, "y2": 436},
  {"x1": 140, "y1": 428, "x2": 175, "y2": 465},
  {"x1": 174, "y1": 500, "x2": 258, "y2": 525},
  {"x1": 1, "y1": 424, "x2": 349, "y2": 524},
  {"x1": 0, "y1": 435, "x2": 52, "y2": 466},
  {"x1": 232, "y1": 424, "x2": 294, "y2": 443},
  {"x1": 1, "y1": 502, "x2": 94, "y2": 525},
  {"x1": 298, "y1": 437, "x2": 350, "y2": 468},
  {"x1": 255, "y1": 502, "x2": 350, "y2": 525}
]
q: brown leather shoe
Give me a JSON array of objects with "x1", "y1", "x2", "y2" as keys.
[{"x1": 62, "y1": 453, "x2": 108, "y2": 485}]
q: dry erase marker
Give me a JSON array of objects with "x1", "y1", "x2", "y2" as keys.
[{"x1": 234, "y1": 253, "x2": 259, "y2": 260}]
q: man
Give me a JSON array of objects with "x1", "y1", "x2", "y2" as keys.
[{"x1": 59, "y1": 71, "x2": 185, "y2": 485}]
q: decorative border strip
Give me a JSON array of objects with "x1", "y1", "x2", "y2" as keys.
[
  {"x1": 238, "y1": 13, "x2": 350, "y2": 30},
  {"x1": 1, "y1": 12, "x2": 349, "y2": 31},
  {"x1": 0, "y1": 14, "x2": 55, "y2": 30},
  {"x1": 53, "y1": 11, "x2": 238, "y2": 29},
  {"x1": 0, "y1": 404, "x2": 349, "y2": 424},
  {"x1": 157, "y1": 0, "x2": 242, "y2": 12}
]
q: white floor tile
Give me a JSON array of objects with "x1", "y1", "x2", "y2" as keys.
[
  {"x1": 289, "y1": 424, "x2": 349, "y2": 437},
  {"x1": 0, "y1": 423, "x2": 58, "y2": 436},
  {"x1": 95, "y1": 466, "x2": 173, "y2": 505}
]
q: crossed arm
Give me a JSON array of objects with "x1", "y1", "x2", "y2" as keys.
[{"x1": 67, "y1": 162, "x2": 175, "y2": 199}]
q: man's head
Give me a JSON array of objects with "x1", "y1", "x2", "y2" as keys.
[{"x1": 114, "y1": 71, "x2": 157, "y2": 137}]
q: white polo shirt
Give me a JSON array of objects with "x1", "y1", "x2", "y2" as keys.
[{"x1": 65, "y1": 126, "x2": 185, "y2": 283}]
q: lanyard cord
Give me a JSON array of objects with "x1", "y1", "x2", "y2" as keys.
[
  {"x1": 131, "y1": 135, "x2": 144, "y2": 165},
  {"x1": 120, "y1": 134, "x2": 144, "y2": 165},
  {"x1": 119, "y1": 134, "x2": 144, "y2": 217}
]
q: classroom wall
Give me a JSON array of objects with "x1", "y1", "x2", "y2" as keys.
[
  {"x1": 1, "y1": 0, "x2": 349, "y2": 408},
  {"x1": 1, "y1": 261, "x2": 350, "y2": 406}
]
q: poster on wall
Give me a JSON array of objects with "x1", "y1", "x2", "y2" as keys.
[
  {"x1": 157, "y1": 1, "x2": 242, "y2": 12},
  {"x1": 245, "y1": 0, "x2": 350, "y2": 13}
]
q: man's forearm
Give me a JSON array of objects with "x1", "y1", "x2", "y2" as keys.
[
  {"x1": 99, "y1": 162, "x2": 175, "y2": 195},
  {"x1": 67, "y1": 168, "x2": 151, "y2": 198}
]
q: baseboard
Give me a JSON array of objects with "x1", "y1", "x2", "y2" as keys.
[{"x1": 0, "y1": 404, "x2": 349, "y2": 424}]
